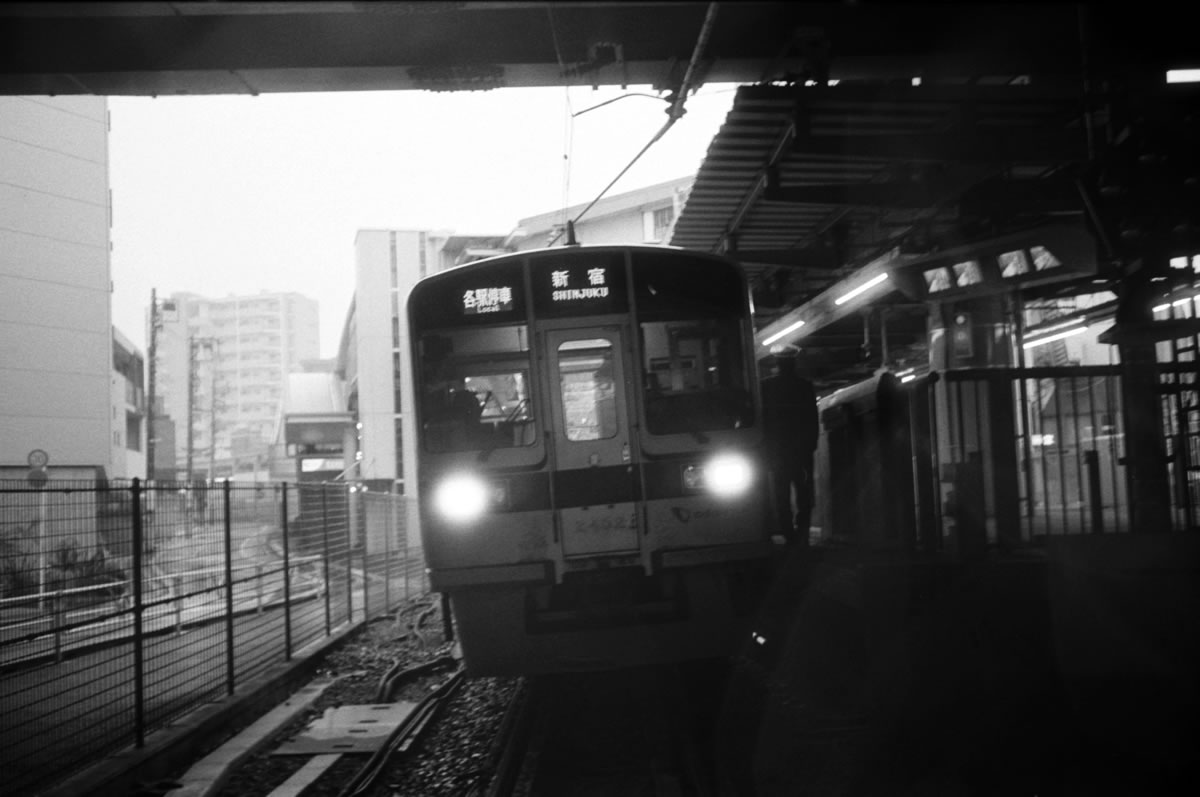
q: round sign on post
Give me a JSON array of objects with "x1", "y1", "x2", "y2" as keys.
[{"x1": 27, "y1": 449, "x2": 49, "y2": 487}]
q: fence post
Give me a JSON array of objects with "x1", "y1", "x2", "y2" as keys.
[
  {"x1": 173, "y1": 575, "x2": 183, "y2": 635},
  {"x1": 322, "y1": 486, "x2": 332, "y2": 636},
  {"x1": 361, "y1": 493, "x2": 370, "y2": 622},
  {"x1": 53, "y1": 592, "x2": 63, "y2": 663},
  {"x1": 223, "y1": 479, "x2": 235, "y2": 696},
  {"x1": 131, "y1": 477, "x2": 147, "y2": 748},
  {"x1": 346, "y1": 485, "x2": 354, "y2": 625},
  {"x1": 1085, "y1": 449, "x2": 1105, "y2": 534},
  {"x1": 281, "y1": 483, "x2": 293, "y2": 661},
  {"x1": 385, "y1": 494, "x2": 393, "y2": 613}
]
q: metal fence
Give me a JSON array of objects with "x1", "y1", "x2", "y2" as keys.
[
  {"x1": 938, "y1": 363, "x2": 1199, "y2": 548},
  {"x1": 0, "y1": 478, "x2": 425, "y2": 796},
  {"x1": 817, "y1": 362, "x2": 1200, "y2": 554}
]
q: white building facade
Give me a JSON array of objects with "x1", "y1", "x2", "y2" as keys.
[
  {"x1": 340, "y1": 230, "x2": 513, "y2": 494},
  {"x1": 510, "y1": 176, "x2": 692, "y2": 251},
  {"x1": 110, "y1": 328, "x2": 146, "y2": 479},
  {"x1": 0, "y1": 96, "x2": 118, "y2": 478}
]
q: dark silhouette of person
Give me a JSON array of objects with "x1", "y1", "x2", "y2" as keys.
[
  {"x1": 423, "y1": 363, "x2": 483, "y2": 448},
  {"x1": 760, "y1": 352, "x2": 819, "y2": 545}
]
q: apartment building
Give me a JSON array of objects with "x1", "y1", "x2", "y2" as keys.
[{"x1": 153, "y1": 291, "x2": 319, "y2": 480}]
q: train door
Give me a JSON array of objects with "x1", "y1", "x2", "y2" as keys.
[{"x1": 544, "y1": 327, "x2": 640, "y2": 556}]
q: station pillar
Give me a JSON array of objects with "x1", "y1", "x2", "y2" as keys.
[{"x1": 1111, "y1": 267, "x2": 1172, "y2": 533}]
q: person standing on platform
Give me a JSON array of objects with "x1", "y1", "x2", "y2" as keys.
[{"x1": 760, "y1": 351, "x2": 819, "y2": 546}]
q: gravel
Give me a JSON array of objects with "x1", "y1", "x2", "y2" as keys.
[{"x1": 195, "y1": 595, "x2": 520, "y2": 797}]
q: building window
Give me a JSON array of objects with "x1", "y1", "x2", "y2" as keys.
[
  {"x1": 389, "y1": 231, "x2": 398, "y2": 289},
  {"x1": 395, "y1": 424, "x2": 404, "y2": 479},
  {"x1": 393, "y1": 352, "x2": 403, "y2": 413},
  {"x1": 643, "y1": 206, "x2": 674, "y2": 242},
  {"x1": 126, "y1": 412, "x2": 142, "y2": 451}
]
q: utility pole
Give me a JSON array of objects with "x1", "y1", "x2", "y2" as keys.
[
  {"x1": 186, "y1": 336, "x2": 197, "y2": 486},
  {"x1": 146, "y1": 289, "x2": 158, "y2": 482},
  {"x1": 208, "y1": 339, "x2": 219, "y2": 481}
]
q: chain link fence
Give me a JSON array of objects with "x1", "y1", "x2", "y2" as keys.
[{"x1": 0, "y1": 478, "x2": 425, "y2": 796}]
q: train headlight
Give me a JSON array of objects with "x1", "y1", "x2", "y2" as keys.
[
  {"x1": 432, "y1": 473, "x2": 490, "y2": 524},
  {"x1": 683, "y1": 453, "x2": 754, "y2": 498},
  {"x1": 706, "y1": 453, "x2": 753, "y2": 497}
]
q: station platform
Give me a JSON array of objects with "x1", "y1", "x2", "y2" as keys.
[{"x1": 720, "y1": 533, "x2": 1200, "y2": 795}]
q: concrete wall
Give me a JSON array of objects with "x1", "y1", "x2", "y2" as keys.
[{"x1": 0, "y1": 97, "x2": 112, "y2": 472}]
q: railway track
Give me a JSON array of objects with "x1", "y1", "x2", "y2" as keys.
[
  {"x1": 191, "y1": 611, "x2": 732, "y2": 797},
  {"x1": 256, "y1": 658, "x2": 465, "y2": 797},
  {"x1": 482, "y1": 663, "x2": 730, "y2": 797}
]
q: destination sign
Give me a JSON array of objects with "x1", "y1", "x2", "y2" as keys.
[
  {"x1": 409, "y1": 258, "x2": 526, "y2": 330},
  {"x1": 531, "y1": 252, "x2": 627, "y2": 317},
  {"x1": 462, "y1": 285, "x2": 514, "y2": 315},
  {"x1": 550, "y1": 266, "x2": 609, "y2": 302}
]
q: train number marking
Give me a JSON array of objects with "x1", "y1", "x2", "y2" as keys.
[{"x1": 572, "y1": 510, "x2": 638, "y2": 535}]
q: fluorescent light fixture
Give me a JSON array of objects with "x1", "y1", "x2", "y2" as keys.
[
  {"x1": 762, "y1": 319, "x2": 806, "y2": 347},
  {"x1": 1023, "y1": 325, "x2": 1089, "y2": 349},
  {"x1": 1167, "y1": 69, "x2": 1200, "y2": 83},
  {"x1": 834, "y1": 272, "x2": 890, "y2": 306},
  {"x1": 1153, "y1": 295, "x2": 1198, "y2": 313},
  {"x1": 900, "y1": 374, "x2": 916, "y2": 383},
  {"x1": 912, "y1": 77, "x2": 922, "y2": 86}
]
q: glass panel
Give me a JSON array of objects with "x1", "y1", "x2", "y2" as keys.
[
  {"x1": 924, "y1": 267, "x2": 952, "y2": 293},
  {"x1": 999, "y1": 249, "x2": 1029, "y2": 277},
  {"x1": 953, "y1": 259, "x2": 983, "y2": 287},
  {"x1": 640, "y1": 319, "x2": 753, "y2": 434},
  {"x1": 419, "y1": 326, "x2": 534, "y2": 452},
  {"x1": 1031, "y1": 246, "x2": 1061, "y2": 270},
  {"x1": 632, "y1": 250, "x2": 745, "y2": 320},
  {"x1": 558, "y1": 339, "x2": 618, "y2": 441}
]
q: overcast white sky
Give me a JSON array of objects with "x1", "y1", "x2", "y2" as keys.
[{"x1": 107, "y1": 84, "x2": 739, "y2": 358}]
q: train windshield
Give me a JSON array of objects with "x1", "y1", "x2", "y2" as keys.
[
  {"x1": 418, "y1": 325, "x2": 535, "y2": 453},
  {"x1": 632, "y1": 252, "x2": 754, "y2": 435},
  {"x1": 640, "y1": 319, "x2": 752, "y2": 434}
]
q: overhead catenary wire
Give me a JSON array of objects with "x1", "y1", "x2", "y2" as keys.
[{"x1": 546, "y1": 2, "x2": 719, "y2": 247}]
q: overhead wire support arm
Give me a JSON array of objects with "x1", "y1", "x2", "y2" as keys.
[
  {"x1": 667, "y1": 1, "x2": 719, "y2": 124},
  {"x1": 547, "y1": 2, "x2": 719, "y2": 247}
]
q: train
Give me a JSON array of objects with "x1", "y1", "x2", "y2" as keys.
[{"x1": 408, "y1": 244, "x2": 776, "y2": 675}]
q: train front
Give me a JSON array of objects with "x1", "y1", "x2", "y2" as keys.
[{"x1": 409, "y1": 247, "x2": 774, "y2": 675}]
